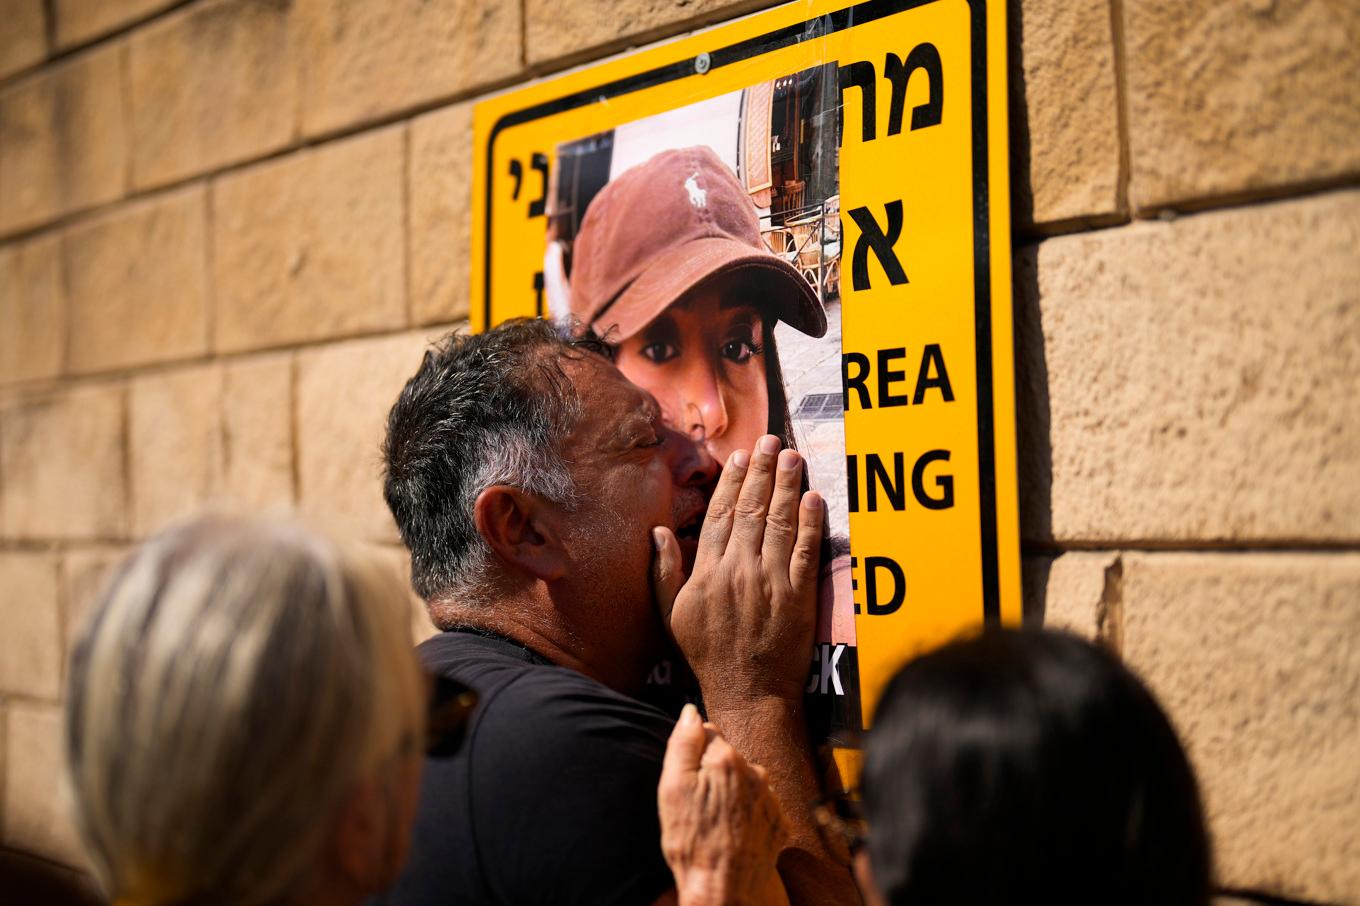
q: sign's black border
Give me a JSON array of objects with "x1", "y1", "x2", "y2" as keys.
[{"x1": 481, "y1": 0, "x2": 1000, "y2": 624}]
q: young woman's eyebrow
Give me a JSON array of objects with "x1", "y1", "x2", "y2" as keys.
[{"x1": 639, "y1": 314, "x2": 679, "y2": 341}]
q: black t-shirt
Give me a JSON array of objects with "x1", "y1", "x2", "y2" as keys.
[{"x1": 375, "y1": 631, "x2": 677, "y2": 906}]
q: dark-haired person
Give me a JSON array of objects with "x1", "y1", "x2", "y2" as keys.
[
  {"x1": 569, "y1": 145, "x2": 859, "y2": 723},
  {"x1": 379, "y1": 319, "x2": 858, "y2": 906},
  {"x1": 569, "y1": 145, "x2": 825, "y2": 465},
  {"x1": 851, "y1": 628, "x2": 1212, "y2": 906}
]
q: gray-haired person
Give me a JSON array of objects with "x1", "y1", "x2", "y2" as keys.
[
  {"x1": 64, "y1": 514, "x2": 472, "y2": 906},
  {"x1": 379, "y1": 319, "x2": 857, "y2": 906}
]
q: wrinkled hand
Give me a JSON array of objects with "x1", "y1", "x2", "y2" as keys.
[
  {"x1": 659, "y1": 704, "x2": 788, "y2": 906},
  {"x1": 652, "y1": 435, "x2": 824, "y2": 708}
]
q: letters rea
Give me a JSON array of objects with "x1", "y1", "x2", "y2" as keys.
[{"x1": 842, "y1": 344, "x2": 954, "y2": 411}]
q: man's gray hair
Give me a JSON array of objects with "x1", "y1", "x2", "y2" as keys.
[
  {"x1": 443, "y1": 428, "x2": 578, "y2": 604},
  {"x1": 383, "y1": 319, "x2": 609, "y2": 614}
]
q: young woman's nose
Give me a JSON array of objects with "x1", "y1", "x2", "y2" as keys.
[
  {"x1": 661, "y1": 424, "x2": 720, "y2": 487},
  {"x1": 677, "y1": 358, "x2": 729, "y2": 443}
]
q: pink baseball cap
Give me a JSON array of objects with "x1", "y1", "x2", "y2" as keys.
[{"x1": 569, "y1": 146, "x2": 827, "y2": 341}]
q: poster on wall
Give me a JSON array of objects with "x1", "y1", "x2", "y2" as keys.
[{"x1": 471, "y1": 0, "x2": 1021, "y2": 779}]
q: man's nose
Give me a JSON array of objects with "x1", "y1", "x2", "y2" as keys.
[
  {"x1": 662, "y1": 424, "x2": 720, "y2": 488},
  {"x1": 678, "y1": 359, "x2": 728, "y2": 444}
]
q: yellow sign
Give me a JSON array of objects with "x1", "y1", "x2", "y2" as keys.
[{"x1": 472, "y1": 0, "x2": 1020, "y2": 754}]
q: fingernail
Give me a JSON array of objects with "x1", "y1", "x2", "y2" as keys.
[
  {"x1": 778, "y1": 449, "x2": 800, "y2": 470},
  {"x1": 758, "y1": 434, "x2": 781, "y2": 455},
  {"x1": 732, "y1": 449, "x2": 750, "y2": 469},
  {"x1": 804, "y1": 490, "x2": 823, "y2": 509},
  {"x1": 680, "y1": 703, "x2": 699, "y2": 725},
  {"x1": 652, "y1": 528, "x2": 665, "y2": 551}
]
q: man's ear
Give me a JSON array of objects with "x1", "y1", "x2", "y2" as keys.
[{"x1": 474, "y1": 485, "x2": 567, "y2": 582}]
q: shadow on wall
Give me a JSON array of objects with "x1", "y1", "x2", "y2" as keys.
[
  {"x1": 1012, "y1": 243, "x2": 1052, "y2": 625},
  {"x1": 1006, "y1": 0, "x2": 1039, "y2": 235},
  {"x1": 1003, "y1": 0, "x2": 1057, "y2": 624}
]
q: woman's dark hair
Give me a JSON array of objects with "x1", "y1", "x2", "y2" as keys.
[
  {"x1": 760, "y1": 320, "x2": 797, "y2": 449},
  {"x1": 861, "y1": 628, "x2": 1212, "y2": 906}
]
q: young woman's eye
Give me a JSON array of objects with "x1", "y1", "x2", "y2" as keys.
[
  {"x1": 641, "y1": 342, "x2": 679, "y2": 364},
  {"x1": 720, "y1": 337, "x2": 761, "y2": 364}
]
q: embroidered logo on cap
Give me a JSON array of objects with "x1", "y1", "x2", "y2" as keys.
[{"x1": 684, "y1": 172, "x2": 707, "y2": 208}]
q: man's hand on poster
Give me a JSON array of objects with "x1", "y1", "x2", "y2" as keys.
[
  {"x1": 658, "y1": 704, "x2": 790, "y2": 906},
  {"x1": 651, "y1": 434, "x2": 824, "y2": 709},
  {"x1": 653, "y1": 435, "x2": 859, "y2": 905}
]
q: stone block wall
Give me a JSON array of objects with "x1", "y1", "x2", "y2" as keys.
[{"x1": 0, "y1": 0, "x2": 1355, "y2": 901}]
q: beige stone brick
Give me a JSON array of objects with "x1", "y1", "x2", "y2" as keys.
[
  {"x1": 54, "y1": 0, "x2": 179, "y2": 48},
  {"x1": 0, "y1": 44, "x2": 126, "y2": 235},
  {"x1": 1123, "y1": 0, "x2": 1360, "y2": 211},
  {"x1": 0, "y1": 0, "x2": 46, "y2": 78},
  {"x1": 1028, "y1": 190, "x2": 1360, "y2": 544},
  {"x1": 1011, "y1": 0, "x2": 1122, "y2": 229},
  {"x1": 410, "y1": 102, "x2": 473, "y2": 326},
  {"x1": 1034, "y1": 550, "x2": 1120, "y2": 643},
  {"x1": 61, "y1": 547, "x2": 125, "y2": 675},
  {"x1": 296, "y1": 331, "x2": 432, "y2": 543},
  {"x1": 295, "y1": 0, "x2": 521, "y2": 137},
  {"x1": 524, "y1": 0, "x2": 769, "y2": 65},
  {"x1": 1121, "y1": 552, "x2": 1360, "y2": 901},
  {"x1": 127, "y1": 0, "x2": 298, "y2": 189},
  {"x1": 212, "y1": 127, "x2": 406, "y2": 353},
  {"x1": 2, "y1": 703, "x2": 84, "y2": 866},
  {"x1": 222, "y1": 354, "x2": 294, "y2": 508},
  {"x1": 369, "y1": 544, "x2": 438, "y2": 644},
  {"x1": 412, "y1": 597, "x2": 439, "y2": 644},
  {"x1": 0, "y1": 234, "x2": 64, "y2": 384},
  {"x1": 128, "y1": 364, "x2": 224, "y2": 537},
  {"x1": 0, "y1": 553, "x2": 62, "y2": 700},
  {"x1": 0, "y1": 383, "x2": 126, "y2": 540},
  {"x1": 64, "y1": 185, "x2": 209, "y2": 374}
]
